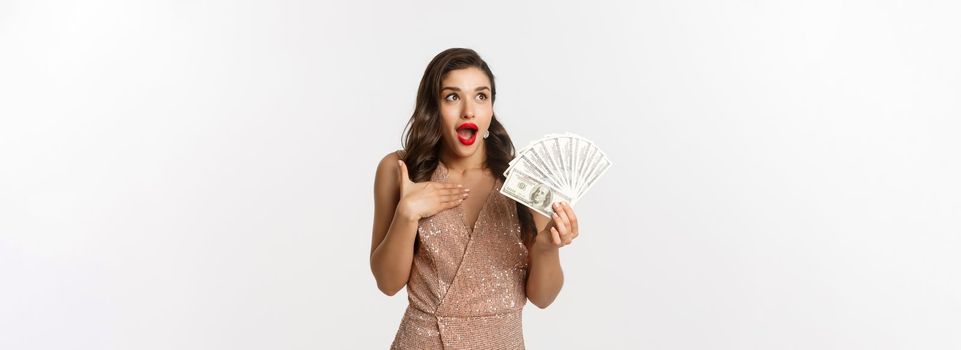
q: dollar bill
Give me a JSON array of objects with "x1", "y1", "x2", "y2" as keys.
[
  {"x1": 508, "y1": 144, "x2": 563, "y2": 191},
  {"x1": 501, "y1": 132, "x2": 610, "y2": 213},
  {"x1": 501, "y1": 169, "x2": 572, "y2": 218},
  {"x1": 576, "y1": 151, "x2": 611, "y2": 202}
]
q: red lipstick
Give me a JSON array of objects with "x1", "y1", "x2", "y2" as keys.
[{"x1": 456, "y1": 122, "x2": 478, "y2": 146}]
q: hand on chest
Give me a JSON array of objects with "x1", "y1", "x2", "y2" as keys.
[{"x1": 445, "y1": 170, "x2": 496, "y2": 230}]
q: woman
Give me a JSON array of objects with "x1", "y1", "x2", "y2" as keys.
[{"x1": 370, "y1": 48, "x2": 580, "y2": 349}]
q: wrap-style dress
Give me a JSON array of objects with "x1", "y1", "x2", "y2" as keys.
[{"x1": 391, "y1": 160, "x2": 530, "y2": 349}]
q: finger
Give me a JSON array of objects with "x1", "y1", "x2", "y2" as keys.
[
  {"x1": 563, "y1": 202, "x2": 578, "y2": 238},
  {"x1": 554, "y1": 203, "x2": 572, "y2": 233},
  {"x1": 441, "y1": 188, "x2": 468, "y2": 196},
  {"x1": 397, "y1": 160, "x2": 412, "y2": 185},
  {"x1": 441, "y1": 194, "x2": 465, "y2": 203},
  {"x1": 442, "y1": 192, "x2": 468, "y2": 203},
  {"x1": 445, "y1": 197, "x2": 465, "y2": 209},
  {"x1": 553, "y1": 220, "x2": 570, "y2": 245},
  {"x1": 550, "y1": 227, "x2": 562, "y2": 246},
  {"x1": 551, "y1": 213, "x2": 568, "y2": 236},
  {"x1": 438, "y1": 182, "x2": 464, "y2": 190},
  {"x1": 552, "y1": 205, "x2": 570, "y2": 236}
]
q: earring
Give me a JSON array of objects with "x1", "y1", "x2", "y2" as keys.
[{"x1": 483, "y1": 130, "x2": 490, "y2": 139}]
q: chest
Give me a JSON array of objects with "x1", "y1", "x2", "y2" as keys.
[{"x1": 444, "y1": 172, "x2": 496, "y2": 231}]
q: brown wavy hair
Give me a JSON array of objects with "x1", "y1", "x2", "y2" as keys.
[{"x1": 401, "y1": 48, "x2": 536, "y2": 245}]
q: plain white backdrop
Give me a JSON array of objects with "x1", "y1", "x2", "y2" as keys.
[{"x1": 2, "y1": 0, "x2": 959, "y2": 349}]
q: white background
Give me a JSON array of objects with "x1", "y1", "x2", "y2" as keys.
[{"x1": 2, "y1": 0, "x2": 959, "y2": 349}]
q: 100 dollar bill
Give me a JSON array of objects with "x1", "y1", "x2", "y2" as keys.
[{"x1": 500, "y1": 170, "x2": 572, "y2": 218}]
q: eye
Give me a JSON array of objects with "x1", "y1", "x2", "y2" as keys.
[
  {"x1": 476, "y1": 93, "x2": 488, "y2": 101},
  {"x1": 444, "y1": 93, "x2": 458, "y2": 102}
]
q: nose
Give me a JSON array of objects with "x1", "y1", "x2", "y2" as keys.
[{"x1": 461, "y1": 100, "x2": 475, "y2": 119}]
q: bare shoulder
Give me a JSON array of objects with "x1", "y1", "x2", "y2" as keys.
[
  {"x1": 376, "y1": 150, "x2": 405, "y2": 178},
  {"x1": 377, "y1": 150, "x2": 403, "y2": 170},
  {"x1": 374, "y1": 150, "x2": 405, "y2": 197}
]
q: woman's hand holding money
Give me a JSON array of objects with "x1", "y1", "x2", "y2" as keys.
[
  {"x1": 532, "y1": 201, "x2": 579, "y2": 251},
  {"x1": 395, "y1": 160, "x2": 470, "y2": 221}
]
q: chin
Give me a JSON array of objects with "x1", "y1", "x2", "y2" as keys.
[
  {"x1": 454, "y1": 144, "x2": 478, "y2": 158},
  {"x1": 446, "y1": 138, "x2": 480, "y2": 157}
]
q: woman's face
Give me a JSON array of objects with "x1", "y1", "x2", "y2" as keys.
[{"x1": 437, "y1": 67, "x2": 493, "y2": 158}]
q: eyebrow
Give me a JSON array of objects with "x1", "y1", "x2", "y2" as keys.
[{"x1": 441, "y1": 86, "x2": 491, "y2": 92}]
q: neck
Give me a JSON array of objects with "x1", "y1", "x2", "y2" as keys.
[{"x1": 439, "y1": 142, "x2": 487, "y2": 173}]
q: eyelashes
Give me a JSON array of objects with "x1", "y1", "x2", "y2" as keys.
[{"x1": 443, "y1": 93, "x2": 489, "y2": 102}]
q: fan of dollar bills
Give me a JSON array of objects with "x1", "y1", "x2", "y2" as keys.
[{"x1": 500, "y1": 132, "x2": 611, "y2": 217}]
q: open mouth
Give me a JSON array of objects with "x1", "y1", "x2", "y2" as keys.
[{"x1": 456, "y1": 122, "x2": 478, "y2": 146}]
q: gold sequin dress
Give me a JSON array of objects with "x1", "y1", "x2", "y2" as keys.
[{"x1": 390, "y1": 161, "x2": 530, "y2": 349}]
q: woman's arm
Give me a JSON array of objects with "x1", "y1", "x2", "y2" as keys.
[
  {"x1": 369, "y1": 152, "x2": 416, "y2": 296},
  {"x1": 370, "y1": 152, "x2": 470, "y2": 296},
  {"x1": 525, "y1": 202, "x2": 579, "y2": 308}
]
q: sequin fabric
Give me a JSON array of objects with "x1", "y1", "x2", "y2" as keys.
[{"x1": 391, "y1": 161, "x2": 530, "y2": 349}]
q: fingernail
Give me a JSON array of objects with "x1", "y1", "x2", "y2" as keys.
[{"x1": 464, "y1": 188, "x2": 471, "y2": 191}]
